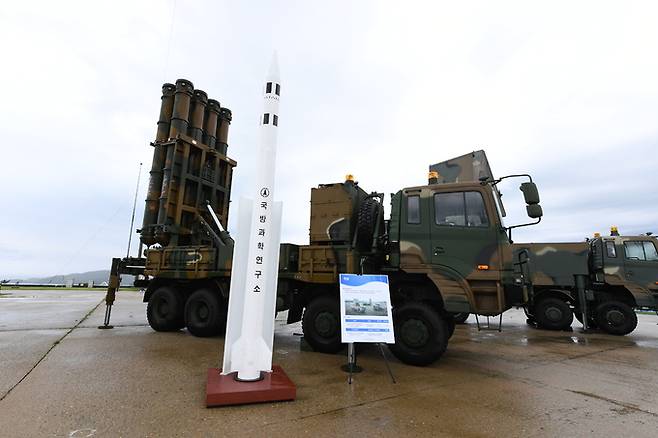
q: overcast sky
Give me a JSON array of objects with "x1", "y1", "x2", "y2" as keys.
[{"x1": 2, "y1": 1, "x2": 657, "y2": 278}]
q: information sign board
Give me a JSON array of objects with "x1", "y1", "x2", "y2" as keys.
[{"x1": 339, "y1": 274, "x2": 395, "y2": 344}]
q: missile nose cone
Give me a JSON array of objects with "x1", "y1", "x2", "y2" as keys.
[{"x1": 266, "y1": 51, "x2": 280, "y2": 82}]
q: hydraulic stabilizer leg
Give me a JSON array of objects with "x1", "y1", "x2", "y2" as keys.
[{"x1": 98, "y1": 258, "x2": 121, "y2": 329}]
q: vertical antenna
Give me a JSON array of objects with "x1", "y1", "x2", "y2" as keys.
[{"x1": 126, "y1": 162, "x2": 143, "y2": 258}]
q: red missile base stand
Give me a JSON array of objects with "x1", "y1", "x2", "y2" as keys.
[{"x1": 206, "y1": 365, "x2": 296, "y2": 407}]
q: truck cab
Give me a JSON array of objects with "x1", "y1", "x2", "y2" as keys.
[
  {"x1": 383, "y1": 150, "x2": 542, "y2": 322},
  {"x1": 388, "y1": 181, "x2": 518, "y2": 317},
  {"x1": 591, "y1": 234, "x2": 658, "y2": 309}
]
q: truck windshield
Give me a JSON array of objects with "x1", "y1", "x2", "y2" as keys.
[{"x1": 434, "y1": 191, "x2": 489, "y2": 227}]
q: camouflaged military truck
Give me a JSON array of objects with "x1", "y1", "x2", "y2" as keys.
[
  {"x1": 103, "y1": 81, "x2": 655, "y2": 368},
  {"x1": 515, "y1": 232, "x2": 658, "y2": 335},
  {"x1": 106, "y1": 83, "x2": 544, "y2": 368},
  {"x1": 275, "y1": 151, "x2": 545, "y2": 366}
]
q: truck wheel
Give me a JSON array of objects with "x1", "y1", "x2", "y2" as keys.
[
  {"x1": 452, "y1": 312, "x2": 470, "y2": 324},
  {"x1": 302, "y1": 296, "x2": 342, "y2": 353},
  {"x1": 595, "y1": 301, "x2": 637, "y2": 336},
  {"x1": 444, "y1": 316, "x2": 456, "y2": 340},
  {"x1": 534, "y1": 297, "x2": 573, "y2": 330},
  {"x1": 388, "y1": 302, "x2": 447, "y2": 366},
  {"x1": 184, "y1": 289, "x2": 227, "y2": 337},
  {"x1": 146, "y1": 286, "x2": 185, "y2": 331},
  {"x1": 574, "y1": 310, "x2": 598, "y2": 329},
  {"x1": 356, "y1": 198, "x2": 381, "y2": 252}
]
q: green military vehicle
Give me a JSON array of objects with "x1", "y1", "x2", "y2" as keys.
[
  {"x1": 275, "y1": 151, "x2": 546, "y2": 365},
  {"x1": 104, "y1": 80, "x2": 655, "y2": 367},
  {"x1": 514, "y1": 231, "x2": 658, "y2": 335}
]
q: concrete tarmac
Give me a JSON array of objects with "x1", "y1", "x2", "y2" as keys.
[{"x1": 1, "y1": 288, "x2": 657, "y2": 437}]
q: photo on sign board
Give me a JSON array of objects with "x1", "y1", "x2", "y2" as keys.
[{"x1": 344, "y1": 299, "x2": 388, "y2": 316}]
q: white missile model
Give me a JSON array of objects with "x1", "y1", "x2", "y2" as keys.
[{"x1": 221, "y1": 54, "x2": 283, "y2": 381}]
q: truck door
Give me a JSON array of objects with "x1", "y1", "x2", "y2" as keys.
[
  {"x1": 429, "y1": 188, "x2": 504, "y2": 313},
  {"x1": 622, "y1": 239, "x2": 658, "y2": 299}
]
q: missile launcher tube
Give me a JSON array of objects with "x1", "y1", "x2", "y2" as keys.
[
  {"x1": 168, "y1": 79, "x2": 194, "y2": 139},
  {"x1": 216, "y1": 107, "x2": 232, "y2": 154},
  {"x1": 204, "y1": 99, "x2": 220, "y2": 148},
  {"x1": 142, "y1": 83, "x2": 176, "y2": 244},
  {"x1": 156, "y1": 141, "x2": 175, "y2": 243},
  {"x1": 155, "y1": 83, "x2": 176, "y2": 142},
  {"x1": 188, "y1": 89, "x2": 208, "y2": 142},
  {"x1": 158, "y1": 80, "x2": 193, "y2": 235}
]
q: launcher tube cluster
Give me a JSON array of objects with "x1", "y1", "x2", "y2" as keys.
[{"x1": 141, "y1": 79, "x2": 235, "y2": 246}]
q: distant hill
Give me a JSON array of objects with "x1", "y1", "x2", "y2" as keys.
[
  {"x1": 3, "y1": 270, "x2": 135, "y2": 285},
  {"x1": 22, "y1": 270, "x2": 111, "y2": 284}
]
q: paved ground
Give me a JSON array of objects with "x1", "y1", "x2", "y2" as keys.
[{"x1": 1, "y1": 288, "x2": 658, "y2": 437}]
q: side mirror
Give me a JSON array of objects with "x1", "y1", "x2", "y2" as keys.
[
  {"x1": 520, "y1": 182, "x2": 540, "y2": 204},
  {"x1": 520, "y1": 182, "x2": 542, "y2": 218},
  {"x1": 526, "y1": 204, "x2": 543, "y2": 219}
]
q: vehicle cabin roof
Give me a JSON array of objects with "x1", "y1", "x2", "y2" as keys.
[
  {"x1": 597, "y1": 235, "x2": 656, "y2": 243},
  {"x1": 402, "y1": 181, "x2": 488, "y2": 193}
]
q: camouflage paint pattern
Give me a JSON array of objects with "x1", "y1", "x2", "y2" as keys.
[
  {"x1": 506, "y1": 235, "x2": 658, "y2": 311},
  {"x1": 291, "y1": 176, "x2": 531, "y2": 317},
  {"x1": 144, "y1": 244, "x2": 233, "y2": 280},
  {"x1": 429, "y1": 149, "x2": 506, "y2": 216},
  {"x1": 511, "y1": 242, "x2": 590, "y2": 287},
  {"x1": 590, "y1": 235, "x2": 658, "y2": 307},
  {"x1": 388, "y1": 181, "x2": 515, "y2": 315},
  {"x1": 429, "y1": 150, "x2": 494, "y2": 184},
  {"x1": 308, "y1": 181, "x2": 368, "y2": 246}
]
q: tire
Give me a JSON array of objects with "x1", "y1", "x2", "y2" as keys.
[
  {"x1": 452, "y1": 312, "x2": 470, "y2": 324},
  {"x1": 534, "y1": 297, "x2": 573, "y2": 330},
  {"x1": 444, "y1": 316, "x2": 456, "y2": 340},
  {"x1": 595, "y1": 301, "x2": 637, "y2": 336},
  {"x1": 388, "y1": 302, "x2": 448, "y2": 366},
  {"x1": 184, "y1": 288, "x2": 227, "y2": 337},
  {"x1": 146, "y1": 286, "x2": 185, "y2": 331},
  {"x1": 574, "y1": 309, "x2": 598, "y2": 329},
  {"x1": 302, "y1": 295, "x2": 342, "y2": 354},
  {"x1": 355, "y1": 198, "x2": 382, "y2": 252}
]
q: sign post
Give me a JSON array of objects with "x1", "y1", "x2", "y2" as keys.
[{"x1": 338, "y1": 274, "x2": 396, "y2": 384}]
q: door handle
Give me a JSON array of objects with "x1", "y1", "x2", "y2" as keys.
[
  {"x1": 626, "y1": 270, "x2": 634, "y2": 277},
  {"x1": 434, "y1": 246, "x2": 445, "y2": 256}
]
